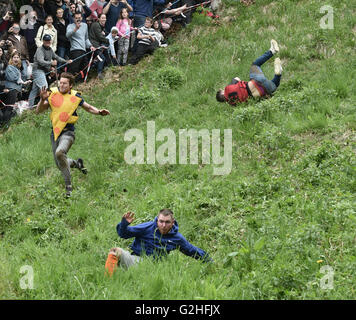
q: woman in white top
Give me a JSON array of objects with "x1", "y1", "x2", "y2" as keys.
[{"x1": 35, "y1": 15, "x2": 58, "y2": 52}]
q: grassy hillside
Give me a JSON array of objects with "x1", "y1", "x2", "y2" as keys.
[{"x1": 0, "y1": 0, "x2": 355, "y2": 299}]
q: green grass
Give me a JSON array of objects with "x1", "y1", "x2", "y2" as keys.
[{"x1": 0, "y1": 0, "x2": 355, "y2": 299}]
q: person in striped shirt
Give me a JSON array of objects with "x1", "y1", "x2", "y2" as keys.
[{"x1": 128, "y1": 17, "x2": 158, "y2": 65}]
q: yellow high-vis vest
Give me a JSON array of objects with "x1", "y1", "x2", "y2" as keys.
[{"x1": 48, "y1": 88, "x2": 82, "y2": 141}]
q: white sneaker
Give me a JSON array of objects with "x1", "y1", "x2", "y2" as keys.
[
  {"x1": 270, "y1": 39, "x2": 279, "y2": 55},
  {"x1": 274, "y1": 58, "x2": 283, "y2": 75}
]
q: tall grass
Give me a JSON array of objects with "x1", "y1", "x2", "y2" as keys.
[{"x1": 0, "y1": 0, "x2": 355, "y2": 299}]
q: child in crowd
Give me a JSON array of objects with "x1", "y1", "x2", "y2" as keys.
[
  {"x1": 128, "y1": 17, "x2": 157, "y2": 65},
  {"x1": 153, "y1": 20, "x2": 167, "y2": 47},
  {"x1": 116, "y1": 8, "x2": 134, "y2": 66},
  {"x1": 106, "y1": 26, "x2": 119, "y2": 65}
]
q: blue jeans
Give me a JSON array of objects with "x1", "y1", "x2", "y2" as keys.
[
  {"x1": 132, "y1": 16, "x2": 147, "y2": 53},
  {"x1": 133, "y1": 15, "x2": 146, "y2": 28},
  {"x1": 51, "y1": 130, "x2": 76, "y2": 187},
  {"x1": 94, "y1": 50, "x2": 105, "y2": 74},
  {"x1": 249, "y1": 50, "x2": 281, "y2": 94},
  {"x1": 57, "y1": 46, "x2": 70, "y2": 68},
  {"x1": 21, "y1": 59, "x2": 29, "y2": 80},
  {"x1": 29, "y1": 69, "x2": 48, "y2": 107}
]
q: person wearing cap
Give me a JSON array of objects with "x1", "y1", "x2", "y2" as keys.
[
  {"x1": 216, "y1": 39, "x2": 283, "y2": 106},
  {"x1": 35, "y1": 15, "x2": 58, "y2": 52},
  {"x1": 104, "y1": 209, "x2": 213, "y2": 276},
  {"x1": 28, "y1": 34, "x2": 72, "y2": 108}
]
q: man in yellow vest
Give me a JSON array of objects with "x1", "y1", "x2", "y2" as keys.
[{"x1": 36, "y1": 72, "x2": 110, "y2": 197}]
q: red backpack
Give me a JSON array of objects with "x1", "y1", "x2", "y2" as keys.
[{"x1": 224, "y1": 81, "x2": 249, "y2": 105}]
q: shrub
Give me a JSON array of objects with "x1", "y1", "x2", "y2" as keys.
[
  {"x1": 128, "y1": 87, "x2": 158, "y2": 108},
  {"x1": 154, "y1": 66, "x2": 186, "y2": 90}
]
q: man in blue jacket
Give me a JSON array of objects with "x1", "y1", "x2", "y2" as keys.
[{"x1": 105, "y1": 208, "x2": 212, "y2": 275}]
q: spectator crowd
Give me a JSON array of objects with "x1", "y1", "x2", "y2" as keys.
[{"x1": 0, "y1": 0, "x2": 207, "y2": 126}]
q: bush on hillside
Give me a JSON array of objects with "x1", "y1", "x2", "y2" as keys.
[{"x1": 154, "y1": 66, "x2": 186, "y2": 90}]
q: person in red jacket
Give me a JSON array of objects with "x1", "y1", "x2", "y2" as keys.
[{"x1": 216, "y1": 39, "x2": 283, "y2": 106}]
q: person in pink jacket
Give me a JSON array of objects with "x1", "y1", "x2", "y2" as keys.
[{"x1": 115, "y1": 7, "x2": 134, "y2": 66}]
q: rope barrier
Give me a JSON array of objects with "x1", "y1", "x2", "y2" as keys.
[
  {"x1": 0, "y1": 44, "x2": 111, "y2": 104},
  {"x1": 162, "y1": 0, "x2": 212, "y2": 20},
  {"x1": 84, "y1": 51, "x2": 95, "y2": 83},
  {"x1": 0, "y1": 2, "x2": 213, "y2": 109},
  {"x1": 153, "y1": 0, "x2": 181, "y2": 19}
]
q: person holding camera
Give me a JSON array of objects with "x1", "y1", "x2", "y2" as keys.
[
  {"x1": 0, "y1": 38, "x2": 14, "y2": 61},
  {"x1": 45, "y1": 0, "x2": 68, "y2": 18},
  {"x1": 28, "y1": 34, "x2": 72, "y2": 107},
  {"x1": 0, "y1": 10, "x2": 12, "y2": 39},
  {"x1": 67, "y1": 0, "x2": 93, "y2": 24},
  {"x1": 6, "y1": 22, "x2": 31, "y2": 81},
  {"x1": 21, "y1": 10, "x2": 39, "y2": 62},
  {"x1": 103, "y1": 0, "x2": 132, "y2": 33}
]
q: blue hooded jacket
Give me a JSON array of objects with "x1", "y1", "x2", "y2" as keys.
[{"x1": 116, "y1": 216, "x2": 212, "y2": 262}]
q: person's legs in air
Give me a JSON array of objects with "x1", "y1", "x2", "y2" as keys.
[
  {"x1": 252, "y1": 39, "x2": 279, "y2": 67},
  {"x1": 249, "y1": 40, "x2": 281, "y2": 95}
]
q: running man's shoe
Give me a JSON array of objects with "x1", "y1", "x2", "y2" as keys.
[
  {"x1": 274, "y1": 58, "x2": 283, "y2": 75},
  {"x1": 270, "y1": 39, "x2": 280, "y2": 55}
]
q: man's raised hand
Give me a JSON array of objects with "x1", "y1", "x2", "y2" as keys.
[
  {"x1": 39, "y1": 86, "x2": 50, "y2": 100},
  {"x1": 123, "y1": 211, "x2": 135, "y2": 224}
]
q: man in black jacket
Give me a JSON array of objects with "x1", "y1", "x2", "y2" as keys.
[
  {"x1": 32, "y1": 0, "x2": 47, "y2": 28},
  {"x1": 88, "y1": 13, "x2": 109, "y2": 79},
  {"x1": 54, "y1": 7, "x2": 70, "y2": 65}
]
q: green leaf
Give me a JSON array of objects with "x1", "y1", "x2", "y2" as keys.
[{"x1": 254, "y1": 237, "x2": 265, "y2": 252}]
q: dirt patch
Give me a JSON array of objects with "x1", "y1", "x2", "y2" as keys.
[
  {"x1": 241, "y1": 0, "x2": 255, "y2": 6},
  {"x1": 262, "y1": 2, "x2": 277, "y2": 14}
]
